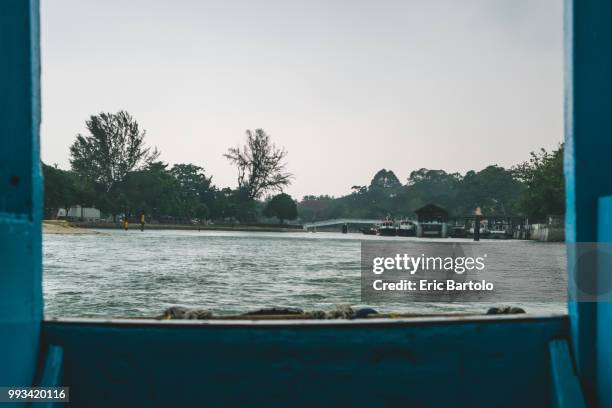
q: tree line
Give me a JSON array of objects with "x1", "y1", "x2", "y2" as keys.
[
  {"x1": 44, "y1": 111, "x2": 295, "y2": 223},
  {"x1": 298, "y1": 147, "x2": 564, "y2": 223},
  {"x1": 44, "y1": 110, "x2": 564, "y2": 224}
]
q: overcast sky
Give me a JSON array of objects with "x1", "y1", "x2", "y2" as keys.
[{"x1": 40, "y1": 0, "x2": 563, "y2": 199}]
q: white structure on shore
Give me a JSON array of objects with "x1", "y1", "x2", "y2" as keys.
[{"x1": 57, "y1": 206, "x2": 101, "y2": 221}]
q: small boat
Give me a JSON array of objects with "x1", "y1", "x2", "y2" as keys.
[
  {"x1": 396, "y1": 219, "x2": 416, "y2": 237},
  {"x1": 489, "y1": 223, "x2": 509, "y2": 239},
  {"x1": 377, "y1": 219, "x2": 397, "y2": 236},
  {"x1": 360, "y1": 227, "x2": 377, "y2": 235}
]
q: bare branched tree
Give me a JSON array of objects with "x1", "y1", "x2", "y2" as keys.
[
  {"x1": 224, "y1": 129, "x2": 292, "y2": 199},
  {"x1": 69, "y1": 110, "x2": 160, "y2": 193}
]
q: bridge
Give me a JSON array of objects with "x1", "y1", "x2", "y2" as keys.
[
  {"x1": 302, "y1": 218, "x2": 419, "y2": 230},
  {"x1": 302, "y1": 218, "x2": 381, "y2": 230}
]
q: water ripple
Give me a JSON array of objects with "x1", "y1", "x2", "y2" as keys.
[{"x1": 43, "y1": 230, "x2": 567, "y2": 318}]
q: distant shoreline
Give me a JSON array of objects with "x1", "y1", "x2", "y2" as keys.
[{"x1": 44, "y1": 220, "x2": 305, "y2": 234}]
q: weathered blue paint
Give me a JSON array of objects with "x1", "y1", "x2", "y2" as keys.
[
  {"x1": 0, "y1": 0, "x2": 610, "y2": 406},
  {"x1": 0, "y1": 0, "x2": 43, "y2": 391},
  {"x1": 564, "y1": 0, "x2": 612, "y2": 403},
  {"x1": 36, "y1": 346, "x2": 64, "y2": 408},
  {"x1": 38, "y1": 346, "x2": 63, "y2": 388},
  {"x1": 42, "y1": 316, "x2": 567, "y2": 407},
  {"x1": 598, "y1": 196, "x2": 612, "y2": 408},
  {"x1": 549, "y1": 339, "x2": 586, "y2": 408}
]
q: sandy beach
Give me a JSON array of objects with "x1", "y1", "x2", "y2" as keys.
[{"x1": 43, "y1": 220, "x2": 99, "y2": 235}]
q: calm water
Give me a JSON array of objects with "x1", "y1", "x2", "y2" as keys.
[{"x1": 43, "y1": 230, "x2": 567, "y2": 318}]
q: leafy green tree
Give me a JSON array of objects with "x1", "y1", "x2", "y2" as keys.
[
  {"x1": 297, "y1": 195, "x2": 335, "y2": 222},
  {"x1": 364, "y1": 169, "x2": 403, "y2": 216},
  {"x1": 369, "y1": 169, "x2": 401, "y2": 191},
  {"x1": 224, "y1": 129, "x2": 292, "y2": 199},
  {"x1": 170, "y1": 163, "x2": 213, "y2": 222},
  {"x1": 456, "y1": 165, "x2": 524, "y2": 216},
  {"x1": 119, "y1": 162, "x2": 181, "y2": 219},
  {"x1": 69, "y1": 111, "x2": 159, "y2": 218},
  {"x1": 234, "y1": 191, "x2": 257, "y2": 222},
  {"x1": 43, "y1": 163, "x2": 76, "y2": 218},
  {"x1": 345, "y1": 186, "x2": 375, "y2": 218},
  {"x1": 403, "y1": 169, "x2": 462, "y2": 214},
  {"x1": 513, "y1": 144, "x2": 564, "y2": 220},
  {"x1": 42, "y1": 163, "x2": 96, "y2": 219},
  {"x1": 213, "y1": 188, "x2": 238, "y2": 220},
  {"x1": 264, "y1": 193, "x2": 298, "y2": 223},
  {"x1": 170, "y1": 164, "x2": 212, "y2": 196}
]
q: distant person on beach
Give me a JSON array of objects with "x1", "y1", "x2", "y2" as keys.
[
  {"x1": 123, "y1": 218, "x2": 129, "y2": 231},
  {"x1": 140, "y1": 212, "x2": 145, "y2": 232}
]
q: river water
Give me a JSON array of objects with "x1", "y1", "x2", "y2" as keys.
[{"x1": 43, "y1": 229, "x2": 567, "y2": 318}]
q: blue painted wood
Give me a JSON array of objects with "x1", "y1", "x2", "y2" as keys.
[
  {"x1": 0, "y1": 1, "x2": 602, "y2": 406},
  {"x1": 43, "y1": 316, "x2": 567, "y2": 407},
  {"x1": 0, "y1": 0, "x2": 43, "y2": 389},
  {"x1": 598, "y1": 196, "x2": 612, "y2": 407},
  {"x1": 37, "y1": 346, "x2": 64, "y2": 408},
  {"x1": 564, "y1": 0, "x2": 612, "y2": 403},
  {"x1": 549, "y1": 339, "x2": 586, "y2": 408},
  {"x1": 38, "y1": 346, "x2": 63, "y2": 387}
]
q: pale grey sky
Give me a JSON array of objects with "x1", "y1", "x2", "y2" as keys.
[{"x1": 41, "y1": 0, "x2": 563, "y2": 199}]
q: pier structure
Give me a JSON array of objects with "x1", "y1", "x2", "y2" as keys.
[
  {"x1": 415, "y1": 204, "x2": 449, "y2": 238},
  {"x1": 447, "y1": 215, "x2": 529, "y2": 239}
]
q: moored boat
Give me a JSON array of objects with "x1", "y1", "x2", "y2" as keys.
[
  {"x1": 396, "y1": 219, "x2": 416, "y2": 237},
  {"x1": 360, "y1": 226, "x2": 377, "y2": 235},
  {"x1": 489, "y1": 223, "x2": 510, "y2": 239},
  {"x1": 377, "y1": 219, "x2": 397, "y2": 236}
]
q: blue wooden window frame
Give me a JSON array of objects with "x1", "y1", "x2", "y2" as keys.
[{"x1": 1, "y1": 1, "x2": 611, "y2": 403}]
